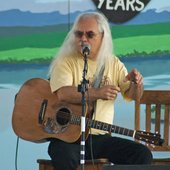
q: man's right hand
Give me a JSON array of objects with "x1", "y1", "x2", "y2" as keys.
[{"x1": 96, "y1": 85, "x2": 120, "y2": 100}]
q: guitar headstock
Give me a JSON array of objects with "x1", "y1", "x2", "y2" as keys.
[{"x1": 134, "y1": 130, "x2": 164, "y2": 146}]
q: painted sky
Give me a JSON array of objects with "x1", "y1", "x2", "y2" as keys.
[{"x1": 0, "y1": 0, "x2": 169, "y2": 13}]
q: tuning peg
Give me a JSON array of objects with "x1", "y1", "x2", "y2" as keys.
[
  {"x1": 151, "y1": 144, "x2": 155, "y2": 148},
  {"x1": 151, "y1": 140, "x2": 155, "y2": 144}
]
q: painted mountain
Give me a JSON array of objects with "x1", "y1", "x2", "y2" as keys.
[{"x1": 0, "y1": 9, "x2": 170, "y2": 26}]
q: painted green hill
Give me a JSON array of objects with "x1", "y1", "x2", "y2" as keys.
[{"x1": 0, "y1": 22, "x2": 170, "y2": 63}]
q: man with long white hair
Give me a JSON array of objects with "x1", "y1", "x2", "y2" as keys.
[{"x1": 48, "y1": 12, "x2": 152, "y2": 170}]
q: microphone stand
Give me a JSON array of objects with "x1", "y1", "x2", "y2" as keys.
[{"x1": 78, "y1": 52, "x2": 89, "y2": 170}]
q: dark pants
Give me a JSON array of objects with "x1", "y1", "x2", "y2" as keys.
[{"x1": 48, "y1": 134, "x2": 153, "y2": 170}]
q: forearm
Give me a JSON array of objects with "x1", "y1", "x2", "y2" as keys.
[
  {"x1": 125, "y1": 82, "x2": 144, "y2": 101},
  {"x1": 54, "y1": 84, "x2": 121, "y2": 104},
  {"x1": 54, "y1": 86, "x2": 99, "y2": 104}
]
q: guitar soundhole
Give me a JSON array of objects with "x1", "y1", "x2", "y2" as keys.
[{"x1": 56, "y1": 107, "x2": 71, "y2": 126}]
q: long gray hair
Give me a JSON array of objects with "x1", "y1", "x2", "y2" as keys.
[{"x1": 49, "y1": 12, "x2": 113, "y2": 78}]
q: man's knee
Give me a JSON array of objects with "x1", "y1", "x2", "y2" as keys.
[{"x1": 136, "y1": 144, "x2": 153, "y2": 164}]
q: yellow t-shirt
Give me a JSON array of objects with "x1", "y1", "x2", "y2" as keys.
[{"x1": 50, "y1": 53, "x2": 130, "y2": 134}]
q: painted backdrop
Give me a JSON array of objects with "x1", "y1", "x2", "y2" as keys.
[{"x1": 0, "y1": 0, "x2": 170, "y2": 170}]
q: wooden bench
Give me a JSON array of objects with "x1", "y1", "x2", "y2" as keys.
[
  {"x1": 37, "y1": 157, "x2": 170, "y2": 170},
  {"x1": 37, "y1": 90, "x2": 170, "y2": 169},
  {"x1": 135, "y1": 90, "x2": 170, "y2": 164},
  {"x1": 37, "y1": 158, "x2": 110, "y2": 170}
]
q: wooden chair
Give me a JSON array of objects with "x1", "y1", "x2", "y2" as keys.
[
  {"x1": 37, "y1": 158, "x2": 110, "y2": 170},
  {"x1": 135, "y1": 90, "x2": 170, "y2": 165}
]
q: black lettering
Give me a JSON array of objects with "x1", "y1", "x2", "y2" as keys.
[{"x1": 97, "y1": 0, "x2": 145, "y2": 12}]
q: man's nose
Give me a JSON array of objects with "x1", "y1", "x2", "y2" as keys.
[{"x1": 80, "y1": 33, "x2": 88, "y2": 41}]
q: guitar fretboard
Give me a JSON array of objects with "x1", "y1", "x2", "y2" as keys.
[{"x1": 70, "y1": 114, "x2": 134, "y2": 138}]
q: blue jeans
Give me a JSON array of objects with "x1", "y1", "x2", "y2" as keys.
[{"x1": 48, "y1": 134, "x2": 153, "y2": 170}]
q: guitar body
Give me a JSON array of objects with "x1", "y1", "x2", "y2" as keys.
[{"x1": 12, "y1": 78, "x2": 89, "y2": 143}]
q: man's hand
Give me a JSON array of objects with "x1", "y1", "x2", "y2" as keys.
[
  {"x1": 124, "y1": 68, "x2": 144, "y2": 101},
  {"x1": 97, "y1": 85, "x2": 120, "y2": 100},
  {"x1": 124, "y1": 68, "x2": 143, "y2": 85}
]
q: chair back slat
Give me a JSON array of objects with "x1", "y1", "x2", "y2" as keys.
[
  {"x1": 146, "y1": 104, "x2": 151, "y2": 131},
  {"x1": 135, "y1": 101, "x2": 140, "y2": 130},
  {"x1": 164, "y1": 105, "x2": 169, "y2": 145},
  {"x1": 155, "y1": 104, "x2": 161, "y2": 133}
]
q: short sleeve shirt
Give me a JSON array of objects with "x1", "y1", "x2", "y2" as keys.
[{"x1": 50, "y1": 53, "x2": 130, "y2": 134}]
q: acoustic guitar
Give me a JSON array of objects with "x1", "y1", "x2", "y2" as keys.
[{"x1": 12, "y1": 78, "x2": 164, "y2": 146}]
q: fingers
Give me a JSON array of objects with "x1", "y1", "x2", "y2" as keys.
[
  {"x1": 125, "y1": 68, "x2": 143, "y2": 85},
  {"x1": 132, "y1": 69, "x2": 143, "y2": 85},
  {"x1": 106, "y1": 93, "x2": 117, "y2": 100},
  {"x1": 101, "y1": 85, "x2": 120, "y2": 100}
]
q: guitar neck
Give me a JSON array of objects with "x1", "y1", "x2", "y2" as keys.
[{"x1": 71, "y1": 115, "x2": 135, "y2": 138}]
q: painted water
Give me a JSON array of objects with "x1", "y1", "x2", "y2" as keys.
[{"x1": 0, "y1": 57, "x2": 170, "y2": 170}]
